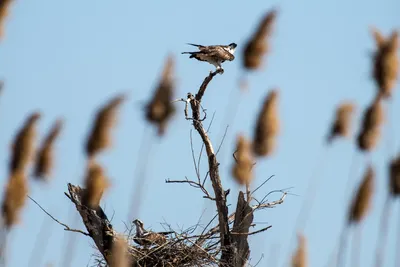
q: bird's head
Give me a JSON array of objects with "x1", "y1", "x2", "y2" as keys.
[
  {"x1": 132, "y1": 219, "x2": 144, "y2": 228},
  {"x1": 227, "y1": 43, "x2": 237, "y2": 54}
]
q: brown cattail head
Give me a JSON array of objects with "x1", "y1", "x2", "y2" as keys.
[
  {"x1": 243, "y1": 9, "x2": 277, "y2": 70},
  {"x1": 327, "y1": 102, "x2": 355, "y2": 144},
  {"x1": 0, "y1": 0, "x2": 13, "y2": 40},
  {"x1": 33, "y1": 118, "x2": 64, "y2": 180},
  {"x1": 371, "y1": 28, "x2": 399, "y2": 99},
  {"x1": 83, "y1": 161, "x2": 110, "y2": 209},
  {"x1": 145, "y1": 55, "x2": 176, "y2": 136},
  {"x1": 86, "y1": 95, "x2": 125, "y2": 158},
  {"x1": 9, "y1": 112, "x2": 41, "y2": 174},
  {"x1": 291, "y1": 234, "x2": 307, "y2": 267},
  {"x1": 389, "y1": 154, "x2": 400, "y2": 196},
  {"x1": 232, "y1": 135, "x2": 254, "y2": 185},
  {"x1": 356, "y1": 96, "x2": 384, "y2": 152},
  {"x1": 348, "y1": 165, "x2": 374, "y2": 224},
  {"x1": 110, "y1": 235, "x2": 132, "y2": 267},
  {"x1": 1, "y1": 171, "x2": 28, "y2": 228},
  {"x1": 253, "y1": 89, "x2": 279, "y2": 157}
]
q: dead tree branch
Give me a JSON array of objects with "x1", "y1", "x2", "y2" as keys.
[{"x1": 28, "y1": 195, "x2": 90, "y2": 236}]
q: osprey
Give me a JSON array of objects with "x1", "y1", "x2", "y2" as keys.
[
  {"x1": 132, "y1": 219, "x2": 173, "y2": 247},
  {"x1": 182, "y1": 42, "x2": 237, "y2": 73}
]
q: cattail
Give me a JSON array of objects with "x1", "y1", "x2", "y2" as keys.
[
  {"x1": 327, "y1": 102, "x2": 355, "y2": 143},
  {"x1": 389, "y1": 154, "x2": 400, "y2": 196},
  {"x1": 253, "y1": 89, "x2": 279, "y2": 157},
  {"x1": 145, "y1": 55, "x2": 176, "y2": 136},
  {"x1": 86, "y1": 95, "x2": 125, "y2": 158},
  {"x1": 83, "y1": 161, "x2": 110, "y2": 209},
  {"x1": 348, "y1": 165, "x2": 374, "y2": 224},
  {"x1": 9, "y1": 112, "x2": 41, "y2": 174},
  {"x1": 1, "y1": 171, "x2": 28, "y2": 228},
  {"x1": 232, "y1": 135, "x2": 254, "y2": 185},
  {"x1": 33, "y1": 118, "x2": 63, "y2": 180},
  {"x1": 371, "y1": 28, "x2": 399, "y2": 99},
  {"x1": 243, "y1": 9, "x2": 277, "y2": 70},
  {"x1": 291, "y1": 234, "x2": 307, "y2": 267},
  {"x1": 356, "y1": 96, "x2": 384, "y2": 152},
  {"x1": 0, "y1": 0, "x2": 13, "y2": 40},
  {"x1": 110, "y1": 235, "x2": 132, "y2": 267}
]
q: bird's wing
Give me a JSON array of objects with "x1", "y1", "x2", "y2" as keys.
[
  {"x1": 207, "y1": 46, "x2": 235, "y2": 61},
  {"x1": 186, "y1": 43, "x2": 207, "y2": 50}
]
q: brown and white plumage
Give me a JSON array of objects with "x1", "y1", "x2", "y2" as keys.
[
  {"x1": 182, "y1": 42, "x2": 237, "y2": 72},
  {"x1": 132, "y1": 219, "x2": 172, "y2": 247}
]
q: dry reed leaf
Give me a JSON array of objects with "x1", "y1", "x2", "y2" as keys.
[
  {"x1": 110, "y1": 235, "x2": 132, "y2": 267},
  {"x1": 389, "y1": 154, "x2": 400, "y2": 196},
  {"x1": 356, "y1": 96, "x2": 384, "y2": 151},
  {"x1": 0, "y1": 0, "x2": 13, "y2": 40},
  {"x1": 327, "y1": 102, "x2": 355, "y2": 143},
  {"x1": 232, "y1": 135, "x2": 254, "y2": 185},
  {"x1": 243, "y1": 9, "x2": 277, "y2": 70},
  {"x1": 371, "y1": 28, "x2": 399, "y2": 99},
  {"x1": 291, "y1": 234, "x2": 307, "y2": 267},
  {"x1": 9, "y1": 112, "x2": 41, "y2": 173},
  {"x1": 1, "y1": 171, "x2": 28, "y2": 228},
  {"x1": 145, "y1": 55, "x2": 176, "y2": 136},
  {"x1": 33, "y1": 118, "x2": 64, "y2": 180},
  {"x1": 253, "y1": 89, "x2": 279, "y2": 157},
  {"x1": 83, "y1": 161, "x2": 110, "y2": 209},
  {"x1": 348, "y1": 165, "x2": 374, "y2": 224},
  {"x1": 86, "y1": 95, "x2": 125, "y2": 158}
]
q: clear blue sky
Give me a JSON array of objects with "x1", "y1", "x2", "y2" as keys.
[{"x1": 0, "y1": 0, "x2": 399, "y2": 266}]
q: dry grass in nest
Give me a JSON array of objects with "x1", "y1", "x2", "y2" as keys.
[
  {"x1": 145, "y1": 55, "x2": 176, "y2": 136},
  {"x1": 348, "y1": 165, "x2": 374, "y2": 224},
  {"x1": 86, "y1": 95, "x2": 125, "y2": 158},
  {"x1": 327, "y1": 102, "x2": 355, "y2": 143},
  {"x1": 232, "y1": 134, "x2": 254, "y2": 185},
  {"x1": 33, "y1": 118, "x2": 63, "y2": 180},
  {"x1": 0, "y1": 0, "x2": 13, "y2": 40},
  {"x1": 291, "y1": 234, "x2": 307, "y2": 267},
  {"x1": 243, "y1": 9, "x2": 277, "y2": 70},
  {"x1": 83, "y1": 161, "x2": 110, "y2": 209},
  {"x1": 389, "y1": 154, "x2": 400, "y2": 196},
  {"x1": 356, "y1": 96, "x2": 384, "y2": 152},
  {"x1": 1, "y1": 171, "x2": 28, "y2": 228},
  {"x1": 253, "y1": 89, "x2": 279, "y2": 157},
  {"x1": 371, "y1": 28, "x2": 399, "y2": 99},
  {"x1": 9, "y1": 112, "x2": 41, "y2": 174}
]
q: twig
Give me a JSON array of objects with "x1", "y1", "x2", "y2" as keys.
[
  {"x1": 231, "y1": 225, "x2": 272, "y2": 236},
  {"x1": 28, "y1": 195, "x2": 90, "y2": 236},
  {"x1": 166, "y1": 177, "x2": 216, "y2": 201}
]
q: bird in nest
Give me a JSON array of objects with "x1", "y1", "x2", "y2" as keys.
[
  {"x1": 181, "y1": 42, "x2": 237, "y2": 74},
  {"x1": 132, "y1": 219, "x2": 173, "y2": 247}
]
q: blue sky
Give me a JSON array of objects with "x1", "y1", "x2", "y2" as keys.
[{"x1": 0, "y1": 0, "x2": 399, "y2": 266}]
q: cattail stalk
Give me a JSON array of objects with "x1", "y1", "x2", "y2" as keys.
[
  {"x1": 110, "y1": 235, "x2": 132, "y2": 267},
  {"x1": 371, "y1": 28, "x2": 399, "y2": 99},
  {"x1": 291, "y1": 234, "x2": 307, "y2": 267},
  {"x1": 0, "y1": 0, "x2": 13, "y2": 40},
  {"x1": 86, "y1": 95, "x2": 125, "y2": 158},
  {"x1": 145, "y1": 55, "x2": 176, "y2": 136},
  {"x1": 357, "y1": 96, "x2": 384, "y2": 152},
  {"x1": 232, "y1": 134, "x2": 254, "y2": 186},
  {"x1": 83, "y1": 161, "x2": 110, "y2": 209},
  {"x1": 33, "y1": 118, "x2": 63, "y2": 180},
  {"x1": 243, "y1": 9, "x2": 277, "y2": 70},
  {"x1": 253, "y1": 89, "x2": 279, "y2": 157},
  {"x1": 327, "y1": 102, "x2": 356, "y2": 144}
]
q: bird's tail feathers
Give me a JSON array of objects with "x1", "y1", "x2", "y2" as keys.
[{"x1": 186, "y1": 43, "x2": 202, "y2": 47}]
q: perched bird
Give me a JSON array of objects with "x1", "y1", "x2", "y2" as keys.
[
  {"x1": 132, "y1": 219, "x2": 172, "y2": 247},
  {"x1": 182, "y1": 42, "x2": 237, "y2": 73}
]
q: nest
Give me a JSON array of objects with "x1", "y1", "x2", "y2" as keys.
[{"x1": 93, "y1": 224, "x2": 222, "y2": 267}]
